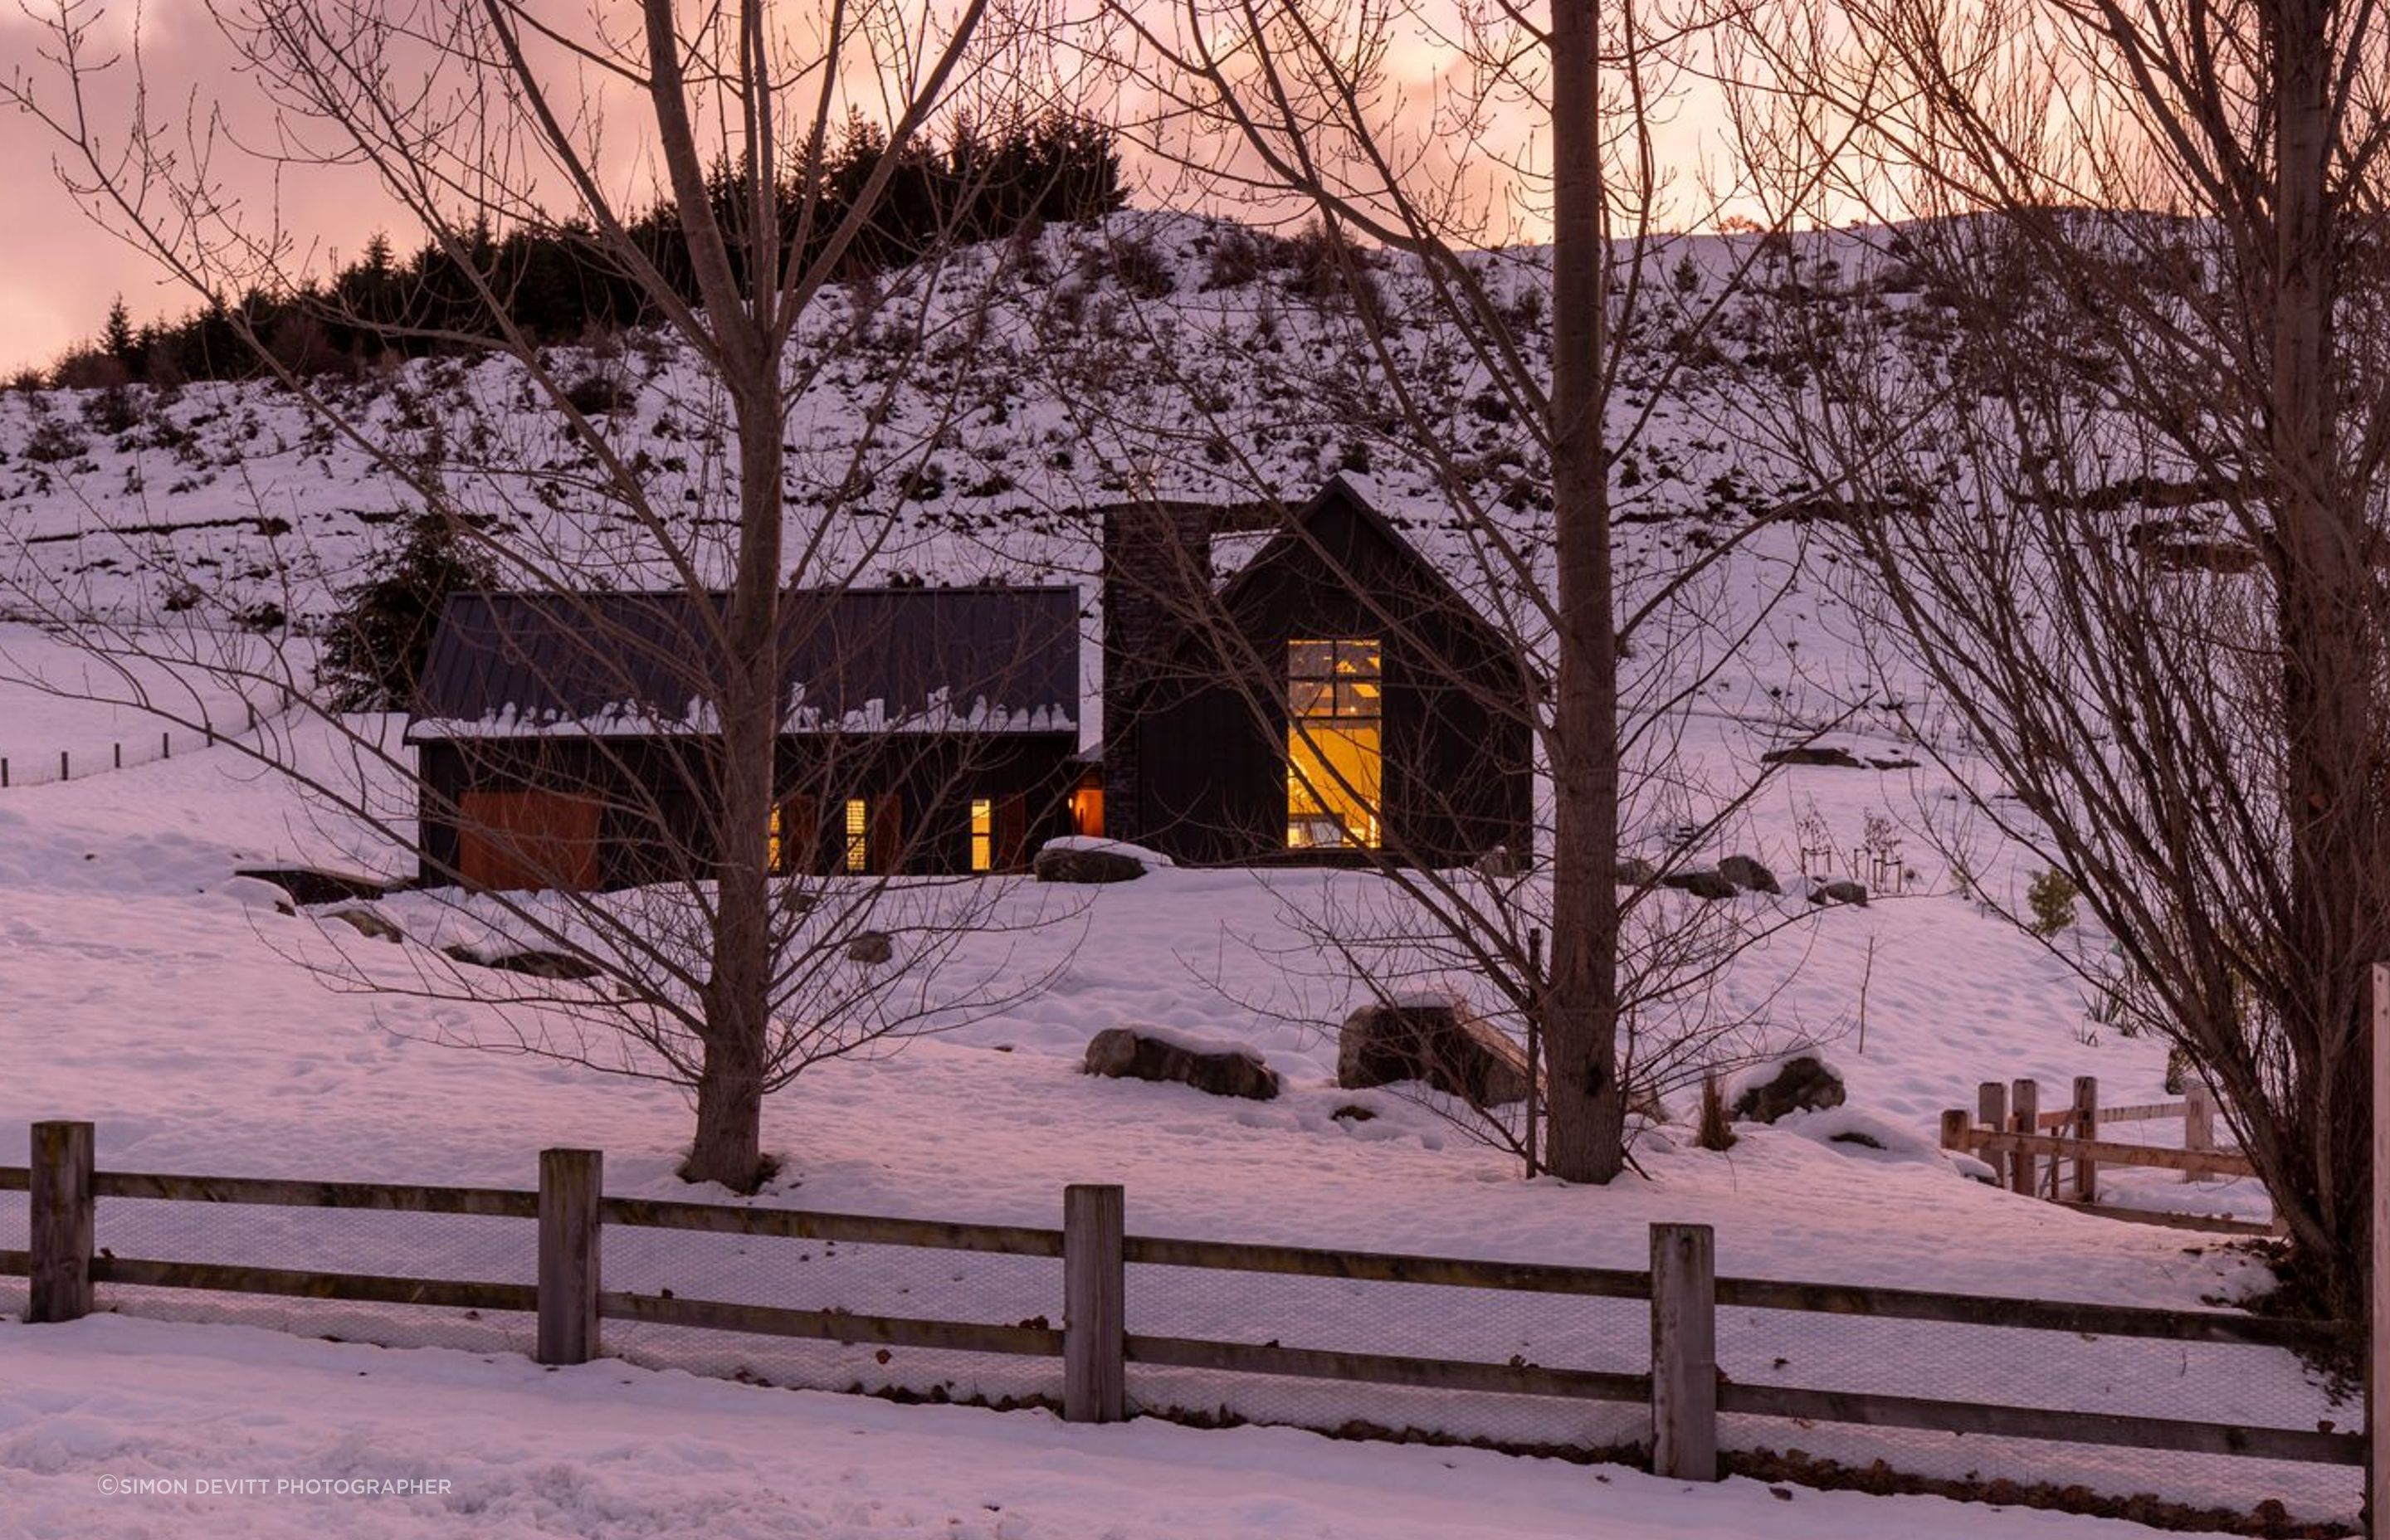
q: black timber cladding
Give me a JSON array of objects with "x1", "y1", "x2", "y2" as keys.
[
  {"x1": 408, "y1": 586, "x2": 1080, "y2": 738},
  {"x1": 1105, "y1": 476, "x2": 1535, "y2": 866}
]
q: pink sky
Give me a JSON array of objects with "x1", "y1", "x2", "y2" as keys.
[{"x1": 0, "y1": 2, "x2": 1736, "y2": 378}]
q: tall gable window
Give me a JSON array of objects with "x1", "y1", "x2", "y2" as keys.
[
  {"x1": 843, "y1": 798, "x2": 870, "y2": 873},
  {"x1": 1286, "y1": 638, "x2": 1382, "y2": 849}
]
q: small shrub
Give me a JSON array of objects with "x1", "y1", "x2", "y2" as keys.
[
  {"x1": 22, "y1": 417, "x2": 89, "y2": 465},
  {"x1": 2025, "y1": 867, "x2": 2079, "y2": 938},
  {"x1": 563, "y1": 371, "x2": 633, "y2": 417},
  {"x1": 1696, "y1": 1074, "x2": 1738, "y2": 1152},
  {"x1": 1201, "y1": 227, "x2": 1290, "y2": 290},
  {"x1": 1104, "y1": 234, "x2": 1175, "y2": 300}
]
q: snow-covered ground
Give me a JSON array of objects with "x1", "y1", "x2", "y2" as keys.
[
  {"x1": 0, "y1": 1313, "x2": 2226, "y2": 1540},
  {"x1": 0, "y1": 707, "x2": 2348, "y2": 1532}
]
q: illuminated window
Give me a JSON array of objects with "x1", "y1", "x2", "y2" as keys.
[
  {"x1": 1286, "y1": 638, "x2": 1382, "y2": 850},
  {"x1": 843, "y1": 798, "x2": 869, "y2": 874},
  {"x1": 969, "y1": 798, "x2": 993, "y2": 873},
  {"x1": 768, "y1": 802, "x2": 783, "y2": 873}
]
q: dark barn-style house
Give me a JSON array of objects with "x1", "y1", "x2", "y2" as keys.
[
  {"x1": 1100, "y1": 476, "x2": 1534, "y2": 868},
  {"x1": 407, "y1": 478, "x2": 1533, "y2": 890},
  {"x1": 407, "y1": 585, "x2": 1092, "y2": 889}
]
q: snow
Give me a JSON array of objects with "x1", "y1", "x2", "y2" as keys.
[
  {"x1": 0, "y1": 1314, "x2": 2225, "y2": 1540},
  {"x1": 1035, "y1": 836, "x2": 1175, "y2": 867}
]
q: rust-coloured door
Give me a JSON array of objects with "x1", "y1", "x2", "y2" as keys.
[
  {"x1": 458, "y1": 789, "x2": 601, "y2": 891},
  {"x1": 995, "y1": 793, "x2": 1029, "y2": 871},
  {"x1": 870, "y1": 792, "x2": 905, "y2": 875}
]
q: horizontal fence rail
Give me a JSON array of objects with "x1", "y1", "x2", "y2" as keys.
[{"x1": 0, "y1": 1119, "x2": 2363, "y2": 1515}]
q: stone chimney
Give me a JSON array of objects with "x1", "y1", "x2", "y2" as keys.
[{"x1": 1100, "y1": 500, "x2": 1214, "y2": 846}]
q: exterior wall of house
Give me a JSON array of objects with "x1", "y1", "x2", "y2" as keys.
[{"x1": 416, "y1": 733, "x2": 1081, "y2": 891}]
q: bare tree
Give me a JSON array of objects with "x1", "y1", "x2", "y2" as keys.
[
  {"x1": 1076, "y1": 0, "x2": 1850, "y2": 1180},
  {"x1": 2, "y1": 0, "x2": 1087, "y2": 1189},
  {"x1": 1730, "y1": 0, "x2": 2390, "y2": 1308}
]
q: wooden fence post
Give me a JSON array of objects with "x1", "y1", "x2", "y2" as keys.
[
  {"x1": 2072, "y1": 1076, "x2": 2099, "y2": 1202},
  {"x1": 2009, "y1": 1079, "x2": 2040, "y2": 1197},
  {"x1": 1650, "y1": 1222, "x2": 1719, "y2": 1481},
  {"x1": 536, "y1": 1148, "x2": 602, "y2": 1366},
  {"x1": 2368, "y1": 962, "x2": 2389, "y2": 1537},
  {"x1": 2183, "y1": 1084, "x2": 2217, "y2": 1185},
  {"x1": 29, "y1": 1120, "x2": 95, "y2": 1323},
  {"x1": 1977, "y1": 1081, "x2": 2008, "y2": 1187},
  {"x1": 1064, "y1": 1183, "x2": 1125, "y2": 1423},
  {"x1": 1939, "y1": 1109, "x2": 1973, "y2": 1161}
]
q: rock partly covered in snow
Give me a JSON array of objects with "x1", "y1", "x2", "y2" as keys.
[
  {"x1": 441, "y1": 943, "x2": 603, "y2": 981},
  {"x1": 1809, "y1": 879, "x2": 1870, "y2": 907},
  {"x1": 324, "y1": 904, "x2": 403, "y2": 943},
  {"x1": 1083, "y1": 1026, "x2": 1280, "y2": 1100},
  {"x1": 1718, "y1": 855, "x2": 1780, "y2": 894},
  {"x1": 1658, "y1": 868, "x2": 1738, "y2": 901},
  {"x1": 1762, "y1": 744, "x2": 1866, "y2": 769},
  {"x1": 1338, "y1": 994, "x2": 1531, "y2": 1107},
  {"x1": 233, "y1": 865, "x2": 389, "y2": 906},
  {"x1": 1733, "y1": 1055, "x2": 1847, "y2": 1123},
  {"x1": 846, "y1": 930, "x2": 894, "y2": 965},
  {"x1": 1033, "y1": 838, "x2": 1166, "y2": 885}
]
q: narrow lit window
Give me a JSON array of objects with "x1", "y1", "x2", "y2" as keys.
[
  {"x1": 843, "y1": 798, "x2": 869, "y2": 874},
  {"x1": 768, "y1": 802, "x2": 783, "y2": 874},
  {"x1": 969, "y1": 798, "x2": 994, "y2": 872},
  {"x1": 1286, "y1": 638, "x2": 1382, "y2": 850}
]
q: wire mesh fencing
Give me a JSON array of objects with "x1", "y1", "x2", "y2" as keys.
[
  {"x1": 0, "y1": 1143, "x2": 2364, "y2": 1532},
  {"x1": 598, "y1": 1220, "x2": 1066, "y2": 1407},
  {"x1": 1119, "y1": 1260, "x2": 1649, "y2": 1454},
  {"x1": 1714, "y1": 1300, "x2": 2362, "y2": 1525},
  {"x1": 0, "y1": 1186, "x2": 26, "y2": 1318},
  {"x1": 89, "y1": 1193, "x2": 536, "y2": 1357}
]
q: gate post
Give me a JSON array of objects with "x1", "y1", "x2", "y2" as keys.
[
  {"x1": 1650, "y1": 1222, "x2": 1718, "y2": 1480},
  {"x1": 29, "y1": 1120, "x2": 95, "y2": 1323},
  {"x1": 536, "y1": 1148, "x2": 602, "y2": 1366},
  {"x1": 1064, "y1": 1183, "x2": 1125, "y2": 1423}
]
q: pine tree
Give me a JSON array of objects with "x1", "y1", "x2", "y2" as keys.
[{"x1": 316, "y1": 514, "x2": 494, "y2": 711}]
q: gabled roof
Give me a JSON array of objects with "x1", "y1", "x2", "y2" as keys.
[{"x1": 407, "y1": 585, "x2": 1080, "y2": 742}]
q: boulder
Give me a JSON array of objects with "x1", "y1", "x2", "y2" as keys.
[
  {"x1": 1761, "y1": 745, "x2": 1864, "y2": 769},
  {"x1": 846, "y1": 930, "x2": 894, "y2": 965},
  {"x1": 1034, "y1": 844, "x2": 1146, "y2": 885},
  {"x1": 325, "y1": 905, "x2": 403, "y2": 943},
  {"x1": 1614, "y1": 856, "x2": 1660, "y2": 886},
  {"x1": 1083, "y1": 1027, "x2": 1280, "y2": 1101},
  {"x1": 1338, "y1": 996, "x2": 1531, "y2": 1107},
  {"x1": 1718, "y1": 855, "x2": 1781, "y2": 894},
  {"x1": 1733, "y1": 1056, "x2": 1846, "y2": 1123},
  {"x1": 234, "y1": 865, "x2": 388, "y2": 906},
  {"x1": 1810, "y1": 879, "x2": 1870, "y2": 907},
  {"x1": 442, "y1": 943, "x2": 603, "y2": 981},
  {"x1": 1660, "y1": 868, "x2": 1739, "y2": 901}
]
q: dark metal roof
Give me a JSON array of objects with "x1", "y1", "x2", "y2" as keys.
[{"x1": 407, "y1": 585, "x2": 1081, "y2": 740}]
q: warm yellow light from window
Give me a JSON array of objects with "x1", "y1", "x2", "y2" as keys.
[
  {"x1": 844, "y1": 798, "x2": 869, "y2": 874},
  {"x1": 1287, "y1": 638, "x2": 1382, "y2": 850},
  {"x1": 768, "y1": 802, "x2": 783, "y2": 873},
  {"x1": 969, "y1": 798, "x2": 993, "y2": 873}
]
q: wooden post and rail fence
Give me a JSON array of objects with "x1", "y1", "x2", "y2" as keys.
[
  {"x1": 1940, "y1": 1078, "x2": 2265, "y2": 1236},
  {"x1": 0, "y1": 1118, "x2": 2363, "y2": 1489}
]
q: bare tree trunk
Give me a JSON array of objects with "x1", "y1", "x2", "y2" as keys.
[
  {"x1": 2267, "y1": 0, "x2": 2376, "y2": 1311},
  {"x1": 1541, "y1": 0, "x2": 1627, "y2": 1182}
]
